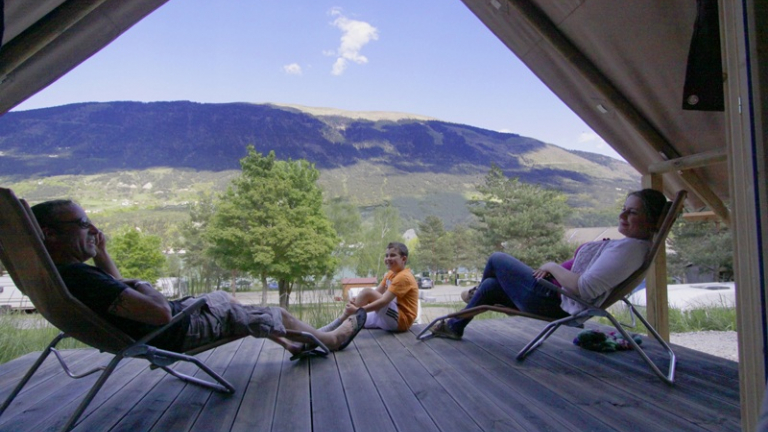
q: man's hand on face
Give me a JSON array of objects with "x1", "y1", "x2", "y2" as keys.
[{"x1": 93, "y1": 229, "x2": 108, "y2": 254}]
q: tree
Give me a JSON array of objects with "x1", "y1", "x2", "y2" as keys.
[
  {"x1": 324, "y1": 196, "x2": 363, "y2": 274},
  {"x1": 668, "y1": 218, "x2": 733, "y2": 282},
  {"x1": 468, "y1": 165, "x2": 572, "y2": 267},
  {"x1": 205, "y1": 147, "x2": 338, "y2": 309},
  {"x1": 179, "y1": 192, "x2": 228, "y2": 294},
  {"x1": 108, "y1": 228, "x2": 166, "y2": 284},
  {"x1": 443, "y1": 224, "x2": 482, "y2": 273},
  {"x1": 417, "y1": 215, "x2": 451, "y2": 276},
  {"x1": 355, "y1": 204, "x2": 403, "y2": 277}
]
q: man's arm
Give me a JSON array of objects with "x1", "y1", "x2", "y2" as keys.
[
  {"x1": 109, "y1": 280, "x2": 172, "y2": 325},
  {"x1": 92, "y1": 230, "x2": 121, "y2": 280}
]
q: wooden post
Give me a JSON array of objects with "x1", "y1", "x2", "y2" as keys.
[
  {"x1": 721, "y1": 0, "x2": 768, "y2": 428},
  {"x1": 642, "y1": 174, "x2": 669, "y2": 341}
]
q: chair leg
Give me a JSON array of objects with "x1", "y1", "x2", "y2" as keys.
[
  {"x1": 516, "y1": 321, "x2": 562, "y2": 360},
  {"x1": 604, "y1": 307, "x2": 676, "y2": 385},
  {"x1": 125, "y1": 345, "x2": 236, "y2": 394},
  {"x1": 0, "y1": 332, "x2": 68, "y2": 418},
  {"x1": 417, "y1": 305, "x2": 527, "y2": 340},
  {"x1": 60, "y1": 353, "x2": 125, "y2": 431},
  {"x1": 159, "y1": 354, "x2": 235, "y2": 394}
]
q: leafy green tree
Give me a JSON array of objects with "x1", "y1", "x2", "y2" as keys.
[
  {"x1": 468, "y1": 165, "x2": 572, "y2": 267},
  {"x1": 108, "y1": 228, "x2": 166, "y2": 284},
  {"x1": 205, "y1": 147, "x2": 338, "y2": 309},
  {"x1": 179, "y1": 193, "x2": 228, "y2": 294},
  {"x1": 417, "y1": 215, "x2": 451, "y2": 276},
  {"x1": 443, "y1": 224, "x2": 482, "y2": 273},
  {"x1": 355, "y1": 204, "x2": 403, "y2": 277},
  {"x1": 668, "y1": 218, "x2": 733, "y2": 282},
  {"x1": 324, "y1": 196, "x2": 363, "y2": 274}
]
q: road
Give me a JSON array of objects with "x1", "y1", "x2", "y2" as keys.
[
  {"x1": 231, "y1": 283, "x2": 471, "y2": 306},
  {"x1": 230, "y1": 283, "x2": 473, "y2": 324}
]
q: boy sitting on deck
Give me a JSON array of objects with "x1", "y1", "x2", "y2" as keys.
[{"x1": 323, "y1": 242, "x2": 419, "y2": 333}]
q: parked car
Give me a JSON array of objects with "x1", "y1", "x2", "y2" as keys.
[{"x1": 419, "y1": 277, "x2": 433, "y2": 289}]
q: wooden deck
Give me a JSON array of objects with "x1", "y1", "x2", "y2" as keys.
[{"x1": 0, "y1": 318, "x2": 739, "y2": 431}]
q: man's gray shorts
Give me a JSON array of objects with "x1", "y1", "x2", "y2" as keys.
[{"x1": 179, "y1": 291, "x2": 286, "y2": 351}]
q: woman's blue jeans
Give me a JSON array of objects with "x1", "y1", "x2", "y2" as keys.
[{"x1": 448, "y1": 252, "x2": 567, "y2": 335}]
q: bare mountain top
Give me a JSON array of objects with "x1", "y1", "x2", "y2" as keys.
[{"x1": 269, "y1": 103, "x2": 437, "y2": 122}]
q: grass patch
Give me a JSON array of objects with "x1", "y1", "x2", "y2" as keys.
[
  {"x1": 0, "y1": 299, "x2": 737, "y2": 366},
  {"x1": 0, "y1": 312, "x2": 88, "y2": 365},
  {"x1": 601, "y1": 303, "x2": 736, "y2": 334}
]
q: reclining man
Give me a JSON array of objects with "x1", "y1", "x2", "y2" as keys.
[{"x1": 31, "y1": 199, "x2": 365, "y2": 358}]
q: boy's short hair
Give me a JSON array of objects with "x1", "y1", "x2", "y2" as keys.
[{"x1": 386, "y1": 242, "x2": 409, "y2": 257}]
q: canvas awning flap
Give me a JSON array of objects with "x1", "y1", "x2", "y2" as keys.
[
  {"x1": 461, "y1": 0, "x2": 730, "y2": 212},
  {"x1": 0, "y1": 0, "x2": 169, "y2": 115}
]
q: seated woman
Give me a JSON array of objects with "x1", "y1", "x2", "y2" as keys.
[{"x1": 429, "y1": 189, "x2": 668, "y2": 340}]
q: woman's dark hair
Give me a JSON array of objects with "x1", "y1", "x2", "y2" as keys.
[{"x1": 628, "y1": 189, "x2": 668, "y2": 229}]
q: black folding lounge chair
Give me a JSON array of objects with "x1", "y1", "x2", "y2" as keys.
[
  {"x1": 0, "y1": 187, "x2": 328, "y2": 431},
  {"x1": 418, "y1": 190, "x2": 687, "y2": 385}
]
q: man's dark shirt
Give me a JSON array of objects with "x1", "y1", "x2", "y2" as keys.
[{"x1": 57, "y1": 263, "x2": 189, "y2": 351}]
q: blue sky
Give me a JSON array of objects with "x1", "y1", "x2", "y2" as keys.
[{"x1": 13, "y1": 0, "x2": 622, "y2": 159}]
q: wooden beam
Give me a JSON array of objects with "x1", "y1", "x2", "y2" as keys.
[
  {"x1": 642, "y1": 175, "x2": 669, "y2": 342},
  {"x1": 682, "y1": 211, "x2": 720, "y2": 222},
  {"x1": 678, "y1": 171, "x2": 731, "y2": 225},
  {"x1": 648, "y1": 150, "x2": 728, "y2": 174},
  {"x1": 0, "y1": 0, "x2": 109, "y2": 83}
]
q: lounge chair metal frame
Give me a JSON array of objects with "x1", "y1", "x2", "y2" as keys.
[
  {"x1": 0, "y1": 187, "x2": 327, "y2": 431},
  {"x1": 418, "y1": 190, "x2": 687, "y2": 385}
]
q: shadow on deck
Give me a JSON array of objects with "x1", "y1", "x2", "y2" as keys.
[{"x1": 0, "y1": 318, "x2": 739, "y2": 431}]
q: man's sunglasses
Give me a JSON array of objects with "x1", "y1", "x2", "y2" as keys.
[{"x1": 55, "y1": 218, "x2": 93, "y2": 229}]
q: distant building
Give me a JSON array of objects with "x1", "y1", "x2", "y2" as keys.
[
  {"x1": 341, "y1": 277, "x2": 377, "y2": 301},
  {"x1": 564, "y1": 227, "x2": 623, "y2": 245}
]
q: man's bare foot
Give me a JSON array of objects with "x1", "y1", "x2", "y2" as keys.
[
  {"x1": 285, "y1": 341, "x2": 305, "y2": 356},
  {"x1": 326, "y1": 317, "x2": 355, "y2": 350}
]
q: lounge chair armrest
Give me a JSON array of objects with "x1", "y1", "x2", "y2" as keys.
[
  {"x1": 135, "y1": 298, "x2": 208, "y2": 345},
  {"x1": 536, "y1": 278, "x2": 593, "y2": 308}
]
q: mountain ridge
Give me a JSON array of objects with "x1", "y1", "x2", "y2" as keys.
[{"x1": 0, "y1": 101, "x2": 639, "y2": 226}]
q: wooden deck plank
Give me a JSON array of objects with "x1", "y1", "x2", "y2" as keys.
[
  {"x1": 95, "y1": 349, "x2": 219, "y2": 432},
  {"x1": 334, "y1": 332, "x2": 398, "y2": 432},
  {"x1": 191, "y1": 339, "x2": 262, "y2": 432},
  {"x1": 229, "y1": 337, "x2": 285, "y2": 432},
  {"x1": 401, "y1": 329, "x2": 581, "y2": 432},
  {"x1": 0, "y1": 318, "x2": 741, "y2": 432},
  {"x1": 71, "y1": 361, "x2": 167, "y2": 432},
  {"x1": 480, "y1": 320, "x2": 738, "y2": 430},
  {"x1": 271, "y1": 349, "x2": 312, "y2": 432},
  {"x1": 519, "y1": 319, "x2": 740, "y2": 404},
  {"x1": 505, "y1": 320, "x2": 741, "y2": 430},
  {"x1": 415, "y1": 323, "x2": 613, "y2": 431},
  {"x1": 356, "y1": 329, "x2": 442, "y2": 432},
  {"x1": 0, "y1": 349, "x2": 103, "y2": 401},
  {"x1": 308, "y1": 346, "x2": 355, "y2": 432},
  {"x1": 477, "y1": 320, "x2": 705, "y2": 430},
  {"x1": 0, "y1": 351, "x2": 129, "y2": 431},
  {"x1": 149, "y1": 338, "x2": 243, "y2": 432}
]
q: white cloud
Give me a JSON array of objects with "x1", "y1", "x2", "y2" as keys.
[
  {"x1": 578, "y1": 131, "x2": 608, "y2": 149},
  {"x1": 328, "y1": 8, "x2": 379, "y2": 76},
  {"x1": 283, "y1": 63, "x2": 302, "y2": 75}
]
